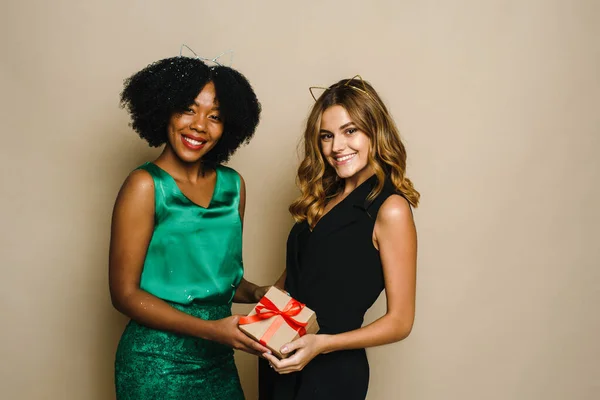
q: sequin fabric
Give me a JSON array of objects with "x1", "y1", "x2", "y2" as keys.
[{"x1": 115, "y1": 302, "x2": 244, "y2": 399}]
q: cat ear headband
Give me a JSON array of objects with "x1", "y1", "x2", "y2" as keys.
[
  {"x1": 179, "y1": 44, "x2": 234, "y2": 67},
  {"x1": 309, "y1": 74, "x2": 392, "y2": 119},
  {"x1": 309, "y1": 74, "x2": 372, "y2": 101}
]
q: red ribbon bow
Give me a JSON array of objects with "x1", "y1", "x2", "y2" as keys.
[{"x1": 239, "y1": 296, "x2": 308, "y2": 345}]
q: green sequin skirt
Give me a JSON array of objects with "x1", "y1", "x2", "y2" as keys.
[{"x1": 115, "y1": 302, "x2": 244, "y2": 400}]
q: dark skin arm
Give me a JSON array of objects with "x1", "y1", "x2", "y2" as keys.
[
  {"x1": 274, "y1": 270, "x2": 287, "y2": 291},
  {"x1": 232, "y1": 174, "x2": 271, "y2": 303},
  {"x1": 109, "y1": 169, "x2": 269, "y2": 355}
]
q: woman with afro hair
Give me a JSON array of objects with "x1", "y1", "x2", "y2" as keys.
[{"x1": 110, "y1": 55, "x2": 269, "y2": 399}]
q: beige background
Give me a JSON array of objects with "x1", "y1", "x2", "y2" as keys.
[{"x1": 1, "y1": 0, "x2": 599, "y2": 399}]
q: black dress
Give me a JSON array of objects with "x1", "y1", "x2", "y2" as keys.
[{"x1": 259, "y1": 175, "x2": 399, "y2": 400}]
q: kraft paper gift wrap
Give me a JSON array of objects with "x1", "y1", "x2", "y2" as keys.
[{"x1": 238, "y1": 287, "x2": 319, "y2": 359}]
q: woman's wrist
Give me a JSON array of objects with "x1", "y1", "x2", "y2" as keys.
[
  {"x1": 316, "y1": 334, "x2": 335, "y2": 354},
  {"x1": 251, "y1": 285, "x2": 261, "y2": 302},
  {"x1": 252, "y1": 285, "x2": 269, "y2": 302},
  {"x1": 195, "y1": 318, "x2": 218, "y2": 341},
  {"x1": 234, "y1": 279, "x2": 266, "y2": 303}
]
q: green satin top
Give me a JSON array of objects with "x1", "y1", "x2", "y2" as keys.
[{"x1": 137, "y1": 162, "x2": 243, "y2": 305}]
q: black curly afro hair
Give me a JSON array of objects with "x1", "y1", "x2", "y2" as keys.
[{"x1": 120, "y1": 56, "x2": 261, "y2": 165}]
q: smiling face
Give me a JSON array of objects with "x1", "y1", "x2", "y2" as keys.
[
  {"x1": 166, "y1": 81, "x2": 223, "y2": 163},
  {"x1": 319, "y1": 105, "x2": 373, "y2": 183}
]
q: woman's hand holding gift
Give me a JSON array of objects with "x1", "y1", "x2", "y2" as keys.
[{"x1": 263, "y1": 333, "x2": 330, "y2": 374}]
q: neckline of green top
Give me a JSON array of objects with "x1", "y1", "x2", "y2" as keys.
[{"x1": 148, "y1": 162, "x2": 221, "y2": 210}]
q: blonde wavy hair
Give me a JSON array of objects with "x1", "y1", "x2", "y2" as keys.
[{"x1": 290, "y1": 77, "x2": 420, "y2": 227}]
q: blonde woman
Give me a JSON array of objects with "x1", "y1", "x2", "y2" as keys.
[{"x1": 261, "y1": 77, "x2": 419, "y2": 400}]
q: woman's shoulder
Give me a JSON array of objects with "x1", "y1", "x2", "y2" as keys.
[
  {"x1": 123, "y1": 166, "x2": 156, "y2": 193},
  {"x1": 215, "y1": 164, "x2": 245, "y2": 195},
  {"x1": 367, "y1": 177, "x2": 408, "y2": 220},
  {"x1": 215, "y1": 164, "x2": 241, "y2": 181},
  {"x1": 112, "y1": 167, "x2": 156, "y2": 214},
  {"x1": 377, "y1": 194, "x2": 412, "y2": 223}
]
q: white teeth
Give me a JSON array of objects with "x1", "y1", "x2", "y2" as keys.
[
  {"x1": 184, "y1": 136, "x2": 204, "y2": 146},
  {"x1": 335, "y1": 153, "x2": 356, "y2": 162}
]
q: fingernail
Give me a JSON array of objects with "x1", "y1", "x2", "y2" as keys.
[
  {"x1": 267, "y1": 350, "x2": 272, "y2": 355},
  {"x1": 281, "y1": 346, "x2": 288, "y2": 353}
]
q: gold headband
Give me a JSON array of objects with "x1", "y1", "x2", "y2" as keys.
[
  {"x1": 309, "y1": 74, "x2": 395, "y2": 122},
  {"x1": 309, "y1": 75, "x2": 372, "y2": 101}
]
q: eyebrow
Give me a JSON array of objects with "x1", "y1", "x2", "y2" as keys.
[
  {"x1": 319, "y1": 121, "x2": 355, "y2": 134},
  {"x1": 193, "y1": 100, "x2": 220, "y2": 110}
]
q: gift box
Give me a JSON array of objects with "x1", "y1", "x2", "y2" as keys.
[{"x1": 239, "y1": 287, "x2": 319, "y2": 359}]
